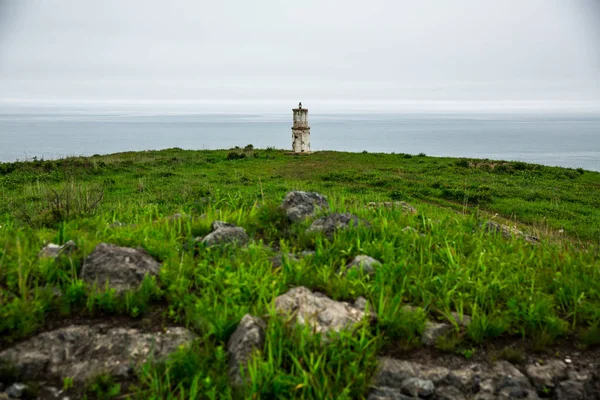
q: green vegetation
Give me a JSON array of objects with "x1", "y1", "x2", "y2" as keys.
[{"x1": 1, "y1": 148, "x2": 600, "y2": 398}]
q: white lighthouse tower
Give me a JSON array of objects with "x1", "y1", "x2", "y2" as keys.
[{"x1": 291, "y1": 102, "x2": 311, "y2": 153}]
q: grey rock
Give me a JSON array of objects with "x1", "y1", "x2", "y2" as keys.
[
  {"x1": 421, "y1": 321, "x2": 454, "y2": 346},
  {"x1": 271, "y1": 253, "x2": 298, "y2": 269},
  {"x1": 480, "y1": 221, "x2": 514, "y2": 239},
  {"x1": 366, "y1": 201, "x2": 417, "y2": 214},
  {"x1": 354, "y1": 296, "x2": 369, "y2": 311},
  {"x1": 274, "y1": 286, "x2": 366, "y2": 335},
  {"x1": 5, "y1": 383, "x2": 27, "y2": 398},
  {"x1": 280, "y1": 191, "x2": 329, "y2": 222},
  {"x1": 307, "y1": 212, "x2": 365, "y2": 238},
  {"x1": 345, "y1": 255, "x2": 381, "y2": 275},
  {"x1": 300, "y1": 250, "x2": 316, "y2": 257},
  {"x1": 448, "y1": 366, "x2": 481, "y2": 392},
  {"x1": 227, "y1": 314, "x2": 266, "y2": 388},
  {"x1": 0, "y1": 325, "x2": 194, "y2": 383},
  {"x1": 401, "y1": 377, "x2": 435, "y2": 397},
  {"x1": 374, "y1": 358, "x2": 420, "y2": 388},
  {"x1": 200, "y1": 221, "x2": 249, "y2": 246},
  {"x1": 450, "y1": 312, "x2": 472, "y2": 328},
  {"x1": 38, "y1": 240, "x2": 78, "y2": 258},
  {"x1": 420, "y1": 366, "x2": 450, "y2": 385},
  {"x1": 525, "y1": 360, "x2": 568, "y2": 389},
  {"x1": 556, "y1": 380, "x2": 586, "y2": 400},
  {"x1": 401, "y1": 226, "x2": 418, "y2": 234},
  {"x1": 368, "y1": 387, "x2": 413, "y2": 400},
  {"x1": 492, "y1": 361, "x2": 531, "y2": 389},
  {"x1": 435, "y1": 385, "x2": 466, "y2": 400},
  {"x1": 80, "y1": 243, "x2": 161, "y2": 293}
]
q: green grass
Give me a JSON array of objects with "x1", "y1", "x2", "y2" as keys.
[{"x1": 1, "y1": 148, "x2": 600, "y2": 399}]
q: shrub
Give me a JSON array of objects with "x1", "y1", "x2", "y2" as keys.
[
  {"x1": 226, "y1": 152, "x2": 246, "y2": 161},
  {"x1": 455, "y1": 159, "x2": 470, "y2": 168}
]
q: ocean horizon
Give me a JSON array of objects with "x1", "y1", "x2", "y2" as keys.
[{"x1": 1, "y1": 103, "x2": 599, "y2": 172}]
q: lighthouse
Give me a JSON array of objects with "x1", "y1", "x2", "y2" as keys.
[{"x1": 291, "y1": 102, "x2": 311, "y2": 153}]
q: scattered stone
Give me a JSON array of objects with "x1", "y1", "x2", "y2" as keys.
[
  {"x1": 344, "y1": 255, "x2": 381, "y2": 275},
  {"x1": 450, "y1": 312, "x2": 472, "y2": 328},
  {"x1": 0, "y1": 325, "x2": 194, "y2": 383},
  {"x1": 401, "y1": 226, "x2": 418, "y2": 234},
  {"x1": 280, "y1": 191, "x2": 329, "y2": 222},
  {"x1": 307, "y1": 212, "x2": 365, "y2": 238},
  {"x1": 420, "y1": 366, "x2": 450, "y2": 385},
  {"x1": 80, "y1": 243, "x2": 161, "y2": 293},
  {"x1": 5, "y1": 383, "x2": 27, "y2": 398},
  {"x1": 199, "y1": 221, "x2": 249, "y2": 247},
  {"x1": 556, "y1": 380, "x2": 586, "y2": 400},
  {"x1": 374, "y1": 358, "x2": 420, "y2": 388},
  {"x1": 421, "y1": 321, "x2": 454, "y2": 346},
  {"x1": 401, "y1": 377, "x2": 435, "y2": 397},
  {"x1": 525, "y1": 360, "x2": 568, "y2": 389},
  {"x1": 274, "y1": 286, "x2": 367, "y2": 335},
  {"x1": 447, "y1": 366, "x2": 481, "y2": 393},
  {"x1": 38, "y1": 240, "x2": 78, "y2": 258},
  {"x1": 368, "y1": 387, "x2": 412, "y2": 400},
  {"x1": 354, "y1": 296, "x2": 368, "y2": 311},
  {"x1": 480, "y1": 221, "x2": 514, "y2": 239},
  {"x1": 227, "y1": 314, "x2": 266, "y2": 387},
  {"x1": 525, "y1": 235, "x2": 541, "y2": 244},
  {"x1": 367, "y1": 201, "x2": 417, "y2": 214},
  {"x1": 271, "y1": 253, "x2": 299, "y2": 269},
  {"x1": 435, "y1": 385, "x2": 466, "y2": 400}
]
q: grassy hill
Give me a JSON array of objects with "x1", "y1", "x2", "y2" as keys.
[{"x1": 1, "y1": 148, "x2": 599, "y2": 398}]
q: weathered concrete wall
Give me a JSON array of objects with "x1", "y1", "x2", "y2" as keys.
[{"x1": 293, "y1": 109, "x2": 309, "y2": 129}]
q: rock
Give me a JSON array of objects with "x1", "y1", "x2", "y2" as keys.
[
  {"x1": 450, "y1": 312, "x2": 472, "y2": 328},
  {"x1": 420, "y1": 366, "x2": 450, "y2": 385},
  {"x1": 300, "y1": 250, "x2": 316, "y2": 257},
  {"x1": 401, "y1": 377, "x2": 435, "y2": 397},
  {"x1": 200, "y1": 221, "x2": 249, "y2": 246},
  {"x1": 525, "y1": 235, "x2": 541, "y2": 244},
  {"x1": 368, "y1": 387, "x2": 413, "y2": 400},
  {"x1": 344, "y1": 255, "x2": 381, "y2": 276},
  {"x1": 5, "y1": 383, "x2": 27, "y2": 398},
  {"x1": 274, "y1": 287, "x2": 367, "y2": 335},
  {"x1": 525, "y1": 360, "x2": 568, "y2": 389},
  {"x1": 367, "y1": 201, "x2": 417, "y2": 214},
  {"x1": 421, "y1": 321, "x2": 454, "y2": 346},
  {"x1": 80, "y1": 243, "x2": 161, "y2": 293},
  {"x1": 38, "y1": 240, "x2": 78, "y2": 258},
  {"x1": 307, "y1": 213, "x2": 365, "y2": 238},
  {"x1": 435, "y1": 385, "x2": 466, "y2": 400},
  {"x1": 374, "y1": 358, "x2": 420, "y2": 388},
  {"x1": 556, "y1": 380, "x2": 586, "y2": 400},
  {"x1": 0, "y1": 325, "x2": 194, "y2": 383},
  {"x1": 492, "y1": 361, "x2": 531, "y2": 389},
  {"x1": 227, "y1": 314, "x2": 266, "y2": 387},
  {"x1": 280, "y1": 191, "x2": 329, "y2": 222},
  {"x1": 354, "y1": 296, "x2": 369, "y2": 311},
  {"x1": 401, "y1": 226, "x2": 418, "y2": 234},
  {"x1": 480, "y1": 221, "x2": 515, "y2": 239},
  {"x1": 271, "y1": 253, "x2": 298, "y2": 269},
  {"x1": 448, "y1": 366, "x2": 481, "y2": 393}
]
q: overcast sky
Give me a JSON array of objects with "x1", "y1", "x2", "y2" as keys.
[{"x1": 0, "y1": 0, "x2": 599, "y2": 110}]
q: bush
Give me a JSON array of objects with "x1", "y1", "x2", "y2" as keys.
[
  {"x1": 226, "y1": 152, "x2": 246, "y2": 161},
  {"x1": 455, "y1": 159, "x2": 470, "y2": 168}
]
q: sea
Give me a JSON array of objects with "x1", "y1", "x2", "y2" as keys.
[{"x1": 1, "y1": 105, "x2": 599, "y2": 171}]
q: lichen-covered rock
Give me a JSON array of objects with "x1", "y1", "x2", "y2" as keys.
[
  {"x1": 307, "y1": 212, "x2": 365, "y2": 238},
  {"x1": 274, "y1": 286, "x2": 367, "y2": 334},
  {"x1": 450, "y1": 312, "x2": 472, "y2": 328},
  {"x1": 421, "y1": 321, "x2": 454, "y2": 346},
  {"x1": 0, "y1": 325, "x2": 194, "y2": 383},
  {"x1": 345, "y1": 255, "x2": 381, "y2": 275},
  {"x1": 556, "y1": 379, "x2": 586, "y2": 400},
  {"x1": 227, "y1": 314, "x2": 266, "y2": 387},
  {"x1": 38, "y1": 240, "x2": 78, "y2": 258},
  {"x1": 401, "y1": 377, "x2": 435, "y2": 397},
  {"x1": 280, "y1": 191, "x2": 329, "y2": 222},
  {"x1": 435, "y1": 385, "x2": 466, "y2": 400},
  {"x1": 200, "y1": 221, "x2": 249, "y2": 246},
  {"x1": 366, "y1": 201, "x2": 417, "y2": 214},
  {"x1": 374, "y1": 358, "x2": 420, "y2": 389},
  {"x1": 80, "y1": 243, "x2": 161, "y2": 293},
  {"x1": 526, "y1": 360, "x2": 568, "y2": 389}
]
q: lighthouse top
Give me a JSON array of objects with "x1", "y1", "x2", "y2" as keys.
[{"x1": 293, "y1": 102, "x2": 305, "y2": 111}]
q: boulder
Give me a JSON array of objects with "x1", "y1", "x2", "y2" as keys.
[
  {"x1": 199, "y1": 221, "x2": 249, "y2": 247},
  {"x1": 274, "y1": 287, "x2": 367, "y2": 335},
  {"x1": 344, "y1": 255, "x2": 381, "y2": 276},
  {"x1": 374, "y1": 358, "x2": 420, "y2": 388},
  {"x1": 227, "y1": 314, "x2": 266, "y2": 387},
  {"x1": 307, "y1": 213, "x2": 365, "y2": 238},
  {"x1": 525, "y1": 360, "x2": 568, "y2": 389},
  {"x1": 0, "y1": 325, "x2": 194, "y2": 383},
  {"x1": 421, "y1": 321, "x2": 454, "y2": 346},
  {"x1": 401, "y1": 377, "x2": 435, "y2": 397},
  {"x1": 280, "y1": 191, "x2": 329, "y2": 222},
  {"x1": 80, "y1": 243, "x2": 161, "y2": 293},
  {"x1": 38, "y1": 240, "x2": 78, "y2": 258}
]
